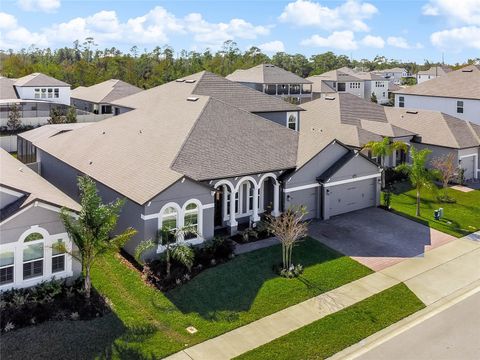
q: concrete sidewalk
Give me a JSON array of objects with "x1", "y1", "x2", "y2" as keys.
[{"x1": 166, "y1": 236, "x2": 480, "y2": 360}]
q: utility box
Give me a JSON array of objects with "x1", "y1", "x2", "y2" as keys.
[{"x1": 434, "y1": 210, "x2": 440, "y2": 220}]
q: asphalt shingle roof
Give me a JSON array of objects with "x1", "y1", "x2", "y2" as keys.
[
  {"x1": 71, "y1": 79, "x2": 143, "y2": 104},
  {"x1": 14, "y1": 73, "x2": 70, "y2": 87},
  {"x1": 226, "y1": 64, "x2": 312, "y2": 85},
  {"x1": 0, "y1": 77, "x2": 18, "y2": 100}
]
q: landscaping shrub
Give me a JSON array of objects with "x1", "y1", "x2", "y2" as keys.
[
  {"x1": 232, "y1": 220, "x2": 273, "y2": 244},
  {"x1": 384, "y1": 167, "x2": 408, "y2": 186},
  {"x1": 140, "y1": 237, "x2": 236, "y2": 291},
  {"x1": 0, "y1": 278, "x2": 109, "y2": 333}
]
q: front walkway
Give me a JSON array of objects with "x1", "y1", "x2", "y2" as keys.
[{"x1": 166, "y1": 235, "x2": 480, "y2": 360}]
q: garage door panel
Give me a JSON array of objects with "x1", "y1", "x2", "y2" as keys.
[{"x1": 329, "y1": 179, "x2": 376, "y2": 217}]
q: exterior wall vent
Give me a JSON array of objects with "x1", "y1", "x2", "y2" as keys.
[
  {"x1": 461, "y1": 69, "x2": 473, "y2": 72},
  {"x1": 187, "y1": 96, "x2": 199, "y2": 102},
  {"x1": 176, "y1": 79, "x2": 185, "y2": 82},
  {"x1": 325, "y1": 96, "x2": 336, "y2": 100},
  {"x1": 406, "y1": 110, "x2": 418, "y2": 114},
  {"x1": 185, "y1": 79, "x2": 196, "y2": 83}
]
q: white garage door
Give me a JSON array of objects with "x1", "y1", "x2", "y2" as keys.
[
  {"x1": 328, "y1": 178, "x2": 376, "y2": 217},
  {"x1": 461, "y1": 156, "x2": 475, "y2": 180}
]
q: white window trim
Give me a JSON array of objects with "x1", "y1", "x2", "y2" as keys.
[
  {"x1": 0, "y1": 226, "x2": 73, "y2": 291},
  {"x1": 286, "y1": 112, "x2": 299, "y2": 131},
  {"x1": 459, "y1": 153, "x2": 479, "y2": 179}
]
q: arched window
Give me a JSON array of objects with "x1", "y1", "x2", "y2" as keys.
[
  {"x1": 23, "y1": 232, "x2": 44, "y2": 280},
  {"x1": 184, "y1": 203, "x2": 199, "y2": 240},
  {"x1": 287, "y1": 113, "x2": 298, "y2": 131},
  {"x1": 161, "y1": 207, "x2": 178, "y2": 244}
]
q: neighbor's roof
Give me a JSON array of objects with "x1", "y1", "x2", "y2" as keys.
[
  {"x1": 395, "y1": 65, "x2": 480, "y2": 100},
  {"x1": 113, "y1": 71, "x2": 302, "y2": 113},
  {"x1": 417, "y1": 66, "x2": 452, "y2": 76},
  {"x1": 71, "y1": 79, "x2": 143, "y2": 104},
  {"x1": 226, "y1": 64, "x2": 312, "y2": 85},
  {"x1": 385, "y1": 108, "x2": 480, "y2": 149},
  {"x1": 14, "y1": 73, "x2": 70, "y2": 87},
  {"x1": 0, "y1": 77, "x2": 19, "y2": 100},
  {"x1": 0, "y1": 148, "x2": 80, "y2": 214},
  {"x1": 299, "y1": 93, "x2": 414, "y2": 149},
  {"x1": 36, "y1": 73, "x2": 299, "y2": 205},
  {"x1": 373, "y1": 67, "x2": 406, "y2": 74},
  {"x1": 18, "y1": 123, "x2": 94, "y2": 145}
]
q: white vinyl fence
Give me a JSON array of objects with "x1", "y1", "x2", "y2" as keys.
[{"x1": 0, "y1": 135, "x2": 17, "y2": 152}]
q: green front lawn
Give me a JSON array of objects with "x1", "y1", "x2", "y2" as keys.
[
  {"x1": 236, "y1": 283, "x2": 425, "y2": 360},
  {"x1": 387, "y1": 182, "x2": 480, "y2": 237},
  {"x1": 1, "y1": 238, "x2": 371, "y2": 359}
]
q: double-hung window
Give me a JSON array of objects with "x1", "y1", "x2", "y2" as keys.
[
  {"x1": 54, "y1": 88, "x2": 59, "y2": 98},
  {"x1": 399, "y1": 96, "x2": 405, "y2": 108},
  {"x1": 23, "y1": 232, "x2": 44, "y2": 280},
  {"x1": 161, "y1": 207, "x2": 178, "y2": 243},
  {"x1": 0, "y1": 251, "x2": 14, "y2": 285},
  {"x1": 457, "y1": 101, "x2": 464, "y2": 114},
  {"x1": 34, "y1": 89, "x2": 40, "y2": 99},
  {"x1": 47, "y1": 88, "x2": 53, "y2": 98},
  {"x1": 51, "y1": 239, "x2": 66, "y2": 273}
]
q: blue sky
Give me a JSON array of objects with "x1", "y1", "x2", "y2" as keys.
[{"x1": 1, "y1": 0, "x2": 479, "y2": 63}]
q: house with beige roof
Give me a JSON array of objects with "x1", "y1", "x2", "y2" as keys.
[
  {"x1": 395, "y1": 65, "x2": 480, "y2": 124},
  {"x1": 307, "y1": 67, "x2": 389, "y2": 104},
  {"x1": 301, "y1": 93, "x2": 480, "y2": 180},
  {"x1": 33, "y1": 72, "x2": 381, "y2": 256},
  {"x1": 416, "y1": 65, "x2": 452, "y2": 84},
  {"x1": 0, "y1": 73, "x2": 72, "y2": 127},
  {"x1": 0, "y1": 149, "x2": 81, "y2": 290},
  {"x1": 226, "y1": 64, "x2": 313, "y2": 104},
  {"x1": 71, "y1": 79, "x2": 143, "y2": 115}
]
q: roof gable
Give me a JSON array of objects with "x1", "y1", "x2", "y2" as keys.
[
  {"x1": 14, "y1": 73, "x2": 70, "y2": 87},
  {"x1": 71, "y1": 79, "x2": 143, "y2": 104},
  {"x1": 227, "y1": 64, "x2": 312, "y2": 85}
]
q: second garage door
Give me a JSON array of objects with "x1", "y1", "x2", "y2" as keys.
[{"x1": 328, "y1": 178, "x2": 376, "y2": 217}]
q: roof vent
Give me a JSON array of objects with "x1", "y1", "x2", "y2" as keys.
[
  {"x1": 462, "y1": 69, "x2": 473, "y2": 72},
  {"x1": 325, "y1": 96, "x2": 336, "y2": 100},
  {"x1": 406, "y1": 110, "x2": 418, "y2": 114},
  {"x1": 185, "y1": 79, "x2": 196, "y2": 83},
  {"x1": 187, "y1": 96, "x2": 199, "y2": 102},
  {"x1": 176, "y1": 79, "x2": 185, "y2": 82}
]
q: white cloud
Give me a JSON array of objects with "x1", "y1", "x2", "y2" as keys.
[
  {"x1": 258, "y1": 40, "x2": 285, "y2": 53},
  {"x1": 18, "y1": 0, "x2": 60, "y2": 13},
  {"x1": 301, "y1": 31, "x2": 358, "y2": 50},
  {"x1": 387, "y1": 36, "x2": 423, "y2": 49},
  {"x1": 422, "y1": 0, "x2": 480, "y2": 26},
  {"x1": 279, "y1": 0, "x2": 378, "y2": 32},
  {"x1": 1, "y1": 6, "x2": 271, "y2": 50},
  {"x1": 431, "y1": 26, "x2": 480, "y2": 50},
  {"x1": 361, "y1": 35, "x2": 384, "y2": 48}
]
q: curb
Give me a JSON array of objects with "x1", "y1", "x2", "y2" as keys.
[{"x1": 328, "y1": 279, "x2": 480, "y2": 360}]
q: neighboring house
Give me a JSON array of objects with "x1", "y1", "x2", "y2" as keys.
[
  {"x1": 71, "y1": 79, "x2": 142, "y2": 115},
  {"x1": 0, "y1": 73, "x2": 72, "y2": 127},
  {"x1": 226, "y1": 64, "x2": 313, "y2": 104},
  {"x1": 372, "y1": 67, "x2": 411, "y2": 85},
  {"x1": 301, "y1": 93, "x2": 480, "y2": 180},
  {"x1": 0, "y1": 149, "x2": 81, "y2": 291},
  {"x1": 33, "y1": 72, "x2": 381, "y2": 257},
  {"x1": 394, "y1": 65, "x2": 480, "y2": 124},
  {"x1": 416, "y1": 66, "x2": 452, "y2": 84},
  {"x1": 307, "y1": 67, "x2": 389, "y2": 104},
  {"x1": 17, "y1": 123, "x2": 94, "y2": 164}
]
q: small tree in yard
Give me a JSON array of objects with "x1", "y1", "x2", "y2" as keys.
[
  {"x1": 370, "y1": 92, "x2": 378, "y2": 103},
  {"x1": 267, "y1": 206, "x2": 308, "y2": 276},
  {"x1": 431, "y1": 153, "x2": 457, "y2": 201},
  {"x1": 7, "y1": 103, "x2": 22, "y2": 131},
  {"x1": 65, "y1": 106, "x2": 77, "y2": 123},
  {"x1": 396, "y1": 146, "x2": 438, "y2": 217},
  {"x1": 59, "y1": 176, "x2": 137, "y2": 299},
  {"x1": 48, "y1": 107, "x2": 65, "y2": 124}
]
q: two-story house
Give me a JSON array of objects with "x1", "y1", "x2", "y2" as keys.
[
  {"x1": 372, "y1": 67, "x2": 411, "y2": 85},
  {"x1": 31, "y1": 72, "x2": 381, "y2": 257},
  {"x1": 226, "y1": 64, "x2": 313, "y2": 104},
  {"x1": 307, "y1": 67, "x2": 389, "y2": 104},
  {"x1": 394, "y1": 65, "x2": 480, "y2": 124},
  {"x1": 416, "y1": 66, "x2": 452, "y2": 84}
]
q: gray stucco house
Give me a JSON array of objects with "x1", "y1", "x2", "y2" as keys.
[
  {"x1": 31, "y1": 72, "x2": 381, "y2": 256},
  {"x1": 0, "y1": 149, "x2": 81, "y2": 290},
  {"x1": 301, "y1": 93, "x2": 480, "y2": 181}
]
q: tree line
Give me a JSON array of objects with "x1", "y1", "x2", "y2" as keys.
[{"x1": 1, "y1": 38, "x2": 478, "y2": 89}]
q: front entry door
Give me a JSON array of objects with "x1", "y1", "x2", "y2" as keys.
[{"x1": 214, "y1": 190, "x2": 223, "y2": 227}]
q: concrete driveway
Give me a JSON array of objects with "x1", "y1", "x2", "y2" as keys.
[{"x1": 309, "y1": 207, "x2": 456, "y2": 271}]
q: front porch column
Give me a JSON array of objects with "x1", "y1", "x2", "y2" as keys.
[
  {"x1": 272, "y1": 182, "x2": 281, "y2": 217},
  {"x1": 229, "y1": 189, "x2": 238, "y2": 234},
  {"x1": 251, "y1": 186, "x2": 260, "y2": 223}
]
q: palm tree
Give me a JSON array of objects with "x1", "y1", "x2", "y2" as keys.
[
  {"x1": 395, "y1": 146, "x2": 438, "y2": 217},
  {"x1": 59, "y1": 176, "x2": 137, "y2": 299}
]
